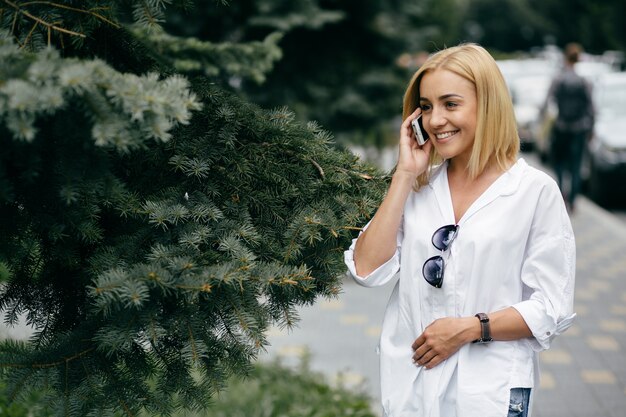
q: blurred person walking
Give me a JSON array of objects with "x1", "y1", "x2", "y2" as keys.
[
  {"x1": 545, "y1": 42, "x2": 595, "y2": 213},
  {"x1": 344, "y1": 44, "x2": 575, "y2": 417}
]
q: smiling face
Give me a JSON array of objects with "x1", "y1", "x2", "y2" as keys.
[
  {"x1": 402, "y1": 44, "x2": 520, "y2": 187},
  {"x1": 418, "y1": 69, "x2": 478, "y2": 166}
]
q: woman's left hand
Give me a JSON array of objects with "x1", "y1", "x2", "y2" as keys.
[{"x1": 411, "y1": 317, "x2": 478, "y2": 369}]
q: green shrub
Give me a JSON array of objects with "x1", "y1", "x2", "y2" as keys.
[
  {"x1": 1, "y1": 359, "x2": 376, "y2": 417},
  {"x1": 159, "y1": 359, "x2": 377, "y2": 417},
  {"x1": 204, "y1": 362, "x2": 375, "y2": 417}
]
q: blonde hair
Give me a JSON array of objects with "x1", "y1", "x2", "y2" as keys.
[{"x1": 402, "y1": 43, "x2": 519, "y2": 189}]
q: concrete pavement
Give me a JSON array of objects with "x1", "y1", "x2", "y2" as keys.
[{"x1": 261, "y1": 176, "x2": 626, "y2": 417}]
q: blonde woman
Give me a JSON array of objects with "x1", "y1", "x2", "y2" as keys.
[{"x1": 344, "y1": 44, "x2": 575, "y2": 417}]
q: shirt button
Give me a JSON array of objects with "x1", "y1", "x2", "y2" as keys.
[{"x1": 546, "y1": 331, "x2": 551, "y2": 336}]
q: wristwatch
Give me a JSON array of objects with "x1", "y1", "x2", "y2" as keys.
[{"x1": 473, "y1": 313, "x2": 493, "y2": 343}]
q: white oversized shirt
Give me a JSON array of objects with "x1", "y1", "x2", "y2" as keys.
[{"x1": 344, "y1": 158, "x2": 575, "y2": 417}]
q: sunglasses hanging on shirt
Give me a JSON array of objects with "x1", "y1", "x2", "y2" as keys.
[{"x1": 422, "y1": 224, "x2": 459, "y2": 288}]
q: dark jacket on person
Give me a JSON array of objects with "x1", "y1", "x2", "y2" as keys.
[{"x1": 547, "y1": 66, "x2": 595, "y2": 134}]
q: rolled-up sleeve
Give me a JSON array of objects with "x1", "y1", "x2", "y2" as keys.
[
  {"x1": 344, "y1": 220, "x2": 403, "y2": 288},
  {"x1": 512, "y1": 186, "x2": 576, "y2": 351}
]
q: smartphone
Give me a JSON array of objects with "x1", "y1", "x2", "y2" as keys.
[{"x1": 411, "y1": 114, "x2": 429, "y2": 146}]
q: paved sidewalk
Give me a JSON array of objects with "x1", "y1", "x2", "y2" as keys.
[{"x1": 261, "y1": 195, "x2": 626, "y2": 417}]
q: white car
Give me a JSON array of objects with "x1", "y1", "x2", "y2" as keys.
[
  {"x1": 497, "y1": 59, "x2": 558, "y2": 151},
  {"x1": 586, "y1": 72, "x2": 626, "y2": 205},
  {"x1": 509, "y1": 75, "x2": 553, "y2": 149}
]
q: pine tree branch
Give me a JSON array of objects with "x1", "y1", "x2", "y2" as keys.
[
  {"x1": 308, "y1": 157, "x2": 325, "y2": 179},
  {"x1": 80, "y1": 357, "x2": 96, "y2": 391},
  {"x1": 336, "y1": 166, "x2": 375, "y2": 180},
  {"x1": 21, "y1": 18, "x2": 37, "y2": 46},
  {"x1": 8, "y1": 368, "x2": 35, "y2": 401},
  {"x1": 175, "y1": 284, "x2": 213, "y2": 293},
  {"x1": 283, "y1": 230, "x2": 301, "y2": 263},
  {"x1": 0, "y1": 348, "x2": 95, "y2": 369},
  {"x1": 138, "y1": 0, "x2": 160, "y2": 27},
  {"x1": 34, "y1": 311, "x2": 52, "y2": 349},
  {"x1": 10, "y1": 5, "x2": 18, "y2": 34},
  {"x1": 2, "y1": 0, "x2": 86, "y2": 39},
  {"x1": 119, "y1": 399, "x2": 135, "y2": 417},
  {"x1": 19, "y1": 1, "x2": 121, "y2": 28}
]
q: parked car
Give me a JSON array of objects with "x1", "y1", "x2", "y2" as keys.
[
  {"x1": 509, "y1": 75, "x2": 553, "y2": 149},
  {"x1": 497, "y1": 59, "x2": 558, "y2": 151},
  {"x1": 586, "y1": 72, "x2": 626, "y2": 205},
  {"x1": 575, "y1": 61, "x2": 616, "y2": 84}
]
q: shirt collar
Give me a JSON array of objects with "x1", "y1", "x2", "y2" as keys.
[{"x1": 427, "y1": 158, "x2": 526, "y2": 224}]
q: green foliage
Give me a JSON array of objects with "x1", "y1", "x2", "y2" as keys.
[
  {"x1": 462, "y1": 0, "x2": 626, "y2": 55},
  {"x1": 162, "y1": 0, "x2": 448, "y2": 145},
  {"x1": 463, "y1": 0, "x2": 554, "y2": 52},
  {"x1": 0, "y1": 0, "x2": 198, "y2": 51},
  {"x1": 0, "y1": 4, "x2": 387, "y2": 413},
  {"x1": 175, "y1": 360, "x2": 378, "y2": 417},
  {"x1": 131, "y1": 26, "x2": 284, "y2": 84},
  {"x1": 247, "y1": 1, "x2": 346, "y2": 32},
  {"x1": 526, "y1": 0, "x2": 626, "y2": 54},
  {"x1": 0, "y1": 359, "x2": 376, "y2": 417},
  {"x1": 0, "y1": 33, "x2": 201, "y2": 148}
]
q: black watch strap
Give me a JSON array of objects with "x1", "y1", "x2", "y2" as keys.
[{"x1": 473, "y1": 312, "x2": 493, "y2": 343}]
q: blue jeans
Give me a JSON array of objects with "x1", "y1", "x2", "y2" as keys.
[{"x1": 508, "y1": 388, "x2": 531, "y2": 417}]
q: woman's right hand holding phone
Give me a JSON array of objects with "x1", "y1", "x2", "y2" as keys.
[{"x1": 397, "y1": 107, "x2": 432, "y2": 181}]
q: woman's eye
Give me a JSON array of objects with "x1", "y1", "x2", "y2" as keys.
[
  {"x1": 420, "y1": 104, "x2": 432, "y2": 111},
  {"x1": 446, "y1": 102, "x2": 458, "y2": 108}
]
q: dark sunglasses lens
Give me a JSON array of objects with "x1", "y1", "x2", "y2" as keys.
[
  {"x1": 422, "y1": 255, "x2": 444, "y2": 288},
  {"x1": 432, "y1": 224, "x2": 459, "y2": 251}
]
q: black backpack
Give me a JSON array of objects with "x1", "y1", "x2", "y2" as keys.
[{"x1": 554, "y1": 71, "x2": 589, "y2": 123}]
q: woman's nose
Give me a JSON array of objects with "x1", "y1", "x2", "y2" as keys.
[{"x1": 428, "y1": 108, "x2": 446, "y2": 129}]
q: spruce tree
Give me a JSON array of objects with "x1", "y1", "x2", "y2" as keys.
[{"x1": 0, "y1": 1, "x2": 387, "y2": 415}]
